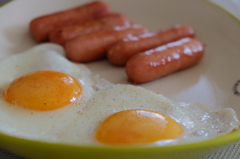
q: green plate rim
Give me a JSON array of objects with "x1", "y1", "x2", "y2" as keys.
[
  {"x1": 0, "y1": 129, "x2": 240, "y2": 153},
  {"x1": 0, "y1": 0, "x2": 13, "y2": 8},
  {"x1": 206, "y1": 0, "x2": 240, "y2": 23}
]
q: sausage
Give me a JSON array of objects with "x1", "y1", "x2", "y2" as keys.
[
  {"x1": 125, "y1": 38, "x2": 204, "y2": 84},
  {"x1": 49, "y1": 13, "x2": 131, "y2": 45},
  {"x1": 65, "y1": 25, "x2": 148, "y2": 62},
  {"x1": 29, "y1": 1, "x2": 111, "y2": 42},
  {"x1": 107, "y1": 24, "x2": 195, "y2": 66}
]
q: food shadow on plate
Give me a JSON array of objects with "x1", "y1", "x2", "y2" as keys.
[
  {"x1": 3, "y1": 25, "x2": 36, "y2": 57},
  {"x1": 86, "y1": 56, "x2": 208, "y2": 94}
]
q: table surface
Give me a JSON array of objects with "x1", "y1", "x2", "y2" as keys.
[{"x1": 0, "y1": 0, "x2": 240, "y2": 158}]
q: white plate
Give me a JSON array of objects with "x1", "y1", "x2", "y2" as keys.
[
  {"x1": 1, "y1": 0, "x2": 240, "y2": 115},
  {"x1": 0, "y1": 0, "x2": 240, "y2": 159}
]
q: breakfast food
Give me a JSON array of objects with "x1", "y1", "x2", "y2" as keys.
[
  {"x1": 59, "y1": 84, "x2": 239, "y2": 145},
  {"x1": 65, "y1": 24, "x2": 148, "y2": 62},
  {"x1": 0, "y1": 44, "x2": 113, "y2": 141},
  {"x1": 0, "y1": 44, "x2": 238, "y2": 146},
  {"x1": 29, "y1": 1, "x2": 111, "y2": 42},
  {"x1": 17, "y1": 1, "x2": 227, "y2": 146},
  {"x1": 3, "y1": 71, "x2": 82, "y2": 111},
  {"x1": 107, "y1": 24, "x2": 195, "y2": 66},
  {"x1": 49, "y1": 13, "x2": 131, "y2": 45},
  {"x1": 95, "y1": 109, "x2": 183, "y2": 145},
  {"x1": 28, "y1": 1, "x2": 205, "y2": 83},
  {"x1": 125, "y1": 38, "x2": 204, "y2": 83}
]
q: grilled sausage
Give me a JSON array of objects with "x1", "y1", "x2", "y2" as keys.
[
  {"x1": 49, "y1": 13, "x2": 131, "y2": 45},
  {"x1": 125, "y1": 38, "x2": 204, "y2": 83},
  {"x1": 107, "y1": 24, "x2": 195, "y2": 66},
  {"x1": 30, "y1": 1, "x2": 111, "y2": 42},
  {"x1": 65, "y1": 25, "x2": 148, "y2": 62}
]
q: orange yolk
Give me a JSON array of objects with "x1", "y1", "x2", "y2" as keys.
[
  {"x1": 95, "y1": 109, "x2": 183, "y2": 145},
  {"x1": 3, "y1": 71, "x2": 82, "y2": 111}
]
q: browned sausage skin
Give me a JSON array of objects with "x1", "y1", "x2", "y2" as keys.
[
  {"x1": 30, "y1": 1, "x2": 111, "y2": 42},
  {"x1": 65, "y1": 25, "x2": 148, "y2": 63},
  {"x1": 49, "y1": 13, "x2": 131, "y2": 45},
  {"x1": 107, "y1": 24, "x2": 195, "y2": 66},
  {"x1": 125, "y1": 38, "x2": 204, "y2": 84}
]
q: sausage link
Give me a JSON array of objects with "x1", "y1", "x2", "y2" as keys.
[
  {"x1": 49, "y1": 13, "x2": 131, "y2": 45},
  {"x1": 107, "y1": 24, "x2": 194, "y2": 66},
  {"x1": 65, "y1": 25, "x2": 148, "y2": 62},
  {"x1": 125, "y1": 38, "x2": 204, "y2": 84},
  {"x1": 29, "y1": 1, "x2": 111, "y2": 42}
]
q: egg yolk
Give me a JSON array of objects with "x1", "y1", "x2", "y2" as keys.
[
  {"x1": 3, "y1": 71, "x2": 82, "y2": 111},
  {"x1": 95, "y1": 109, "x2": 183, "y2": 145}
]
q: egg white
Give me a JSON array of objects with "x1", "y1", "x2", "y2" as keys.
[
  {"x1": 0, "y1": 43, "x2": 113, "y2": 142},
  {"x1": 59, "y1": 84, "x2": 239, "y2": 146},
  {"x1": 0, "y1": 44, "x2": 238, "y2": 146}
]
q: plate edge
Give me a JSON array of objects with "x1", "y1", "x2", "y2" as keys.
[{"x1": 205, "y1": 0, "x2": 240, "y2": 23}]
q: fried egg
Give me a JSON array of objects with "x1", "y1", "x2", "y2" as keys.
[
  {"x1": 59, "y1": 84, "x2": 239, "y2": 146},
  {"x1": 0, "y1": 44, "x2": 239, "y2": 146},
  {"x1": 0, "y1": 43, "x2": 113, "y2": 141}
]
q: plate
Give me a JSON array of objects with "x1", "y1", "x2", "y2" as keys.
[{"x1": 0, "y1": 0, "x2": 240, "y2": 159}]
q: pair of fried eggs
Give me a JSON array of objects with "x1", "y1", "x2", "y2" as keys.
[{"x1": 0, "y1": 44, "x2": 239, "y2": 146}]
